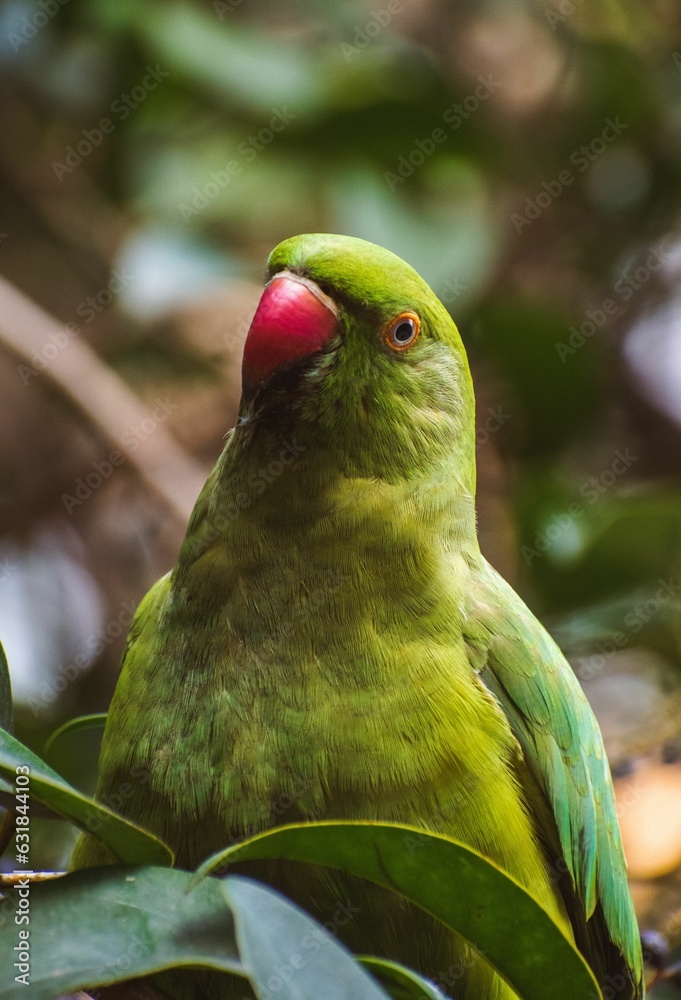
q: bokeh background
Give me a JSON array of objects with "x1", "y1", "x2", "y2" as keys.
[{"x1": 2, "y1": 0, "x2": 681, "y2": 985}]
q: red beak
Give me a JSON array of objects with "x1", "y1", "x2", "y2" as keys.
[{"x1": 242, "y1": 273, "x2": 339, "y2": 391}]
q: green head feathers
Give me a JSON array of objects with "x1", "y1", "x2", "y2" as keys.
[{"x1": 241, "y1": 233, "x2": 476, "y2": 489}]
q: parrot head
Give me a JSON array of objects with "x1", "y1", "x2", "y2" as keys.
[{"x1": 239, "y1": 233, "x2": 476, "y2": 487}]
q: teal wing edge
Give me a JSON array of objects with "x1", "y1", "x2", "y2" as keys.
[{"x1": 465, "y1": 560, "x2": 644, "y2": 999}]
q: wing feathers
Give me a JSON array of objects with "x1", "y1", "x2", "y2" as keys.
[{"x1": 467, "y1": 561, "x2": 643, "y2": 998}]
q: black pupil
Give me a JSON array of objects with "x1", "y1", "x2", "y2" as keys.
[{"x1": 393, "y1": 321, "x2": 414, "y2": 343}]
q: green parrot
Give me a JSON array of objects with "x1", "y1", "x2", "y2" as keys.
[{"x1": 72, "y1": 234, "x2": 643, "y2": 1000}]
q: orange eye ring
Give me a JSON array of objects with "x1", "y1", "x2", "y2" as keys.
[{"x1": 384, "y1": 311, "x2": 421, "y2": 352}]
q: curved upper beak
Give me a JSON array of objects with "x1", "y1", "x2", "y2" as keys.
[{"x1": 241, "y1": 271, "x2": 339, "y2": 393}]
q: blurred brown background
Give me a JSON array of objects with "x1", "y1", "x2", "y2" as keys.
[{"x1": 1, "y1": 0, "x2": 681, "y2": 982}]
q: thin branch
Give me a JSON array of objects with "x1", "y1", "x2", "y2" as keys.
[
  {"x1": 0, "y1": 276, "x2": 208, "y2": 524},
  {"x1": 0, "y1": 870, "x2": 66, "y2": 885}
]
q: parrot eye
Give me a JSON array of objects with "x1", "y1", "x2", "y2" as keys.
[{"x1": 384, "y1": 312, "x2": 421, "y2": 352}]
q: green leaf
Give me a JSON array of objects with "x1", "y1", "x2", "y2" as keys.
[
  {"x1": 360, "y1": 956, "x2": 451, "y2": 1000},
  {"x1": 0, "y1": 641, "x2": 13, "y2": 735},
  {"x1": 0, "y1": 867, "x2": 244, "y2": 1000},
  {"x1": 0, "y1": 644, "x2": 15, "y2": 858},
  {"x1": 43, "y1": 712, "x2": 107, "y2": 757},
  {"x1": 0, "y1": 727, "x2": 173, "y2": 866},
  {"x1": 194, "y1": 820, "x2": 601, "y2": 1000},
  {"x1": 224, "y1": 875, "x2": 391, "y2": 1000}
]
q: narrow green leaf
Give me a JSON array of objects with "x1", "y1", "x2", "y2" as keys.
[
  {"x1": 194, "y1": 821, "x2": 601, "y2": 1000},
  {"x1": 0, "y1": 726, "x2": 172, "y2": 866},
  {"x1": 0, "y1": 867, "x2": 244, "y2": 1000},
  {"x1": 0, "y1": 642, "x2": 13, "y2": 735},
  {"x1": 43, "y1": 712, "x2": 107, "y2": 757},
  {"x1": 0, "y1": 807, "x2": 16, "y2": 861},
  {"x1": 224, "y1": 876, "x2": 391, "y2": 1000},
  {"x1": 0, "y1": 727, "x2": 18, "y2": 857},
  {"x1": 359, "y1": 957, "x2": 451, "y2": 1000}
]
